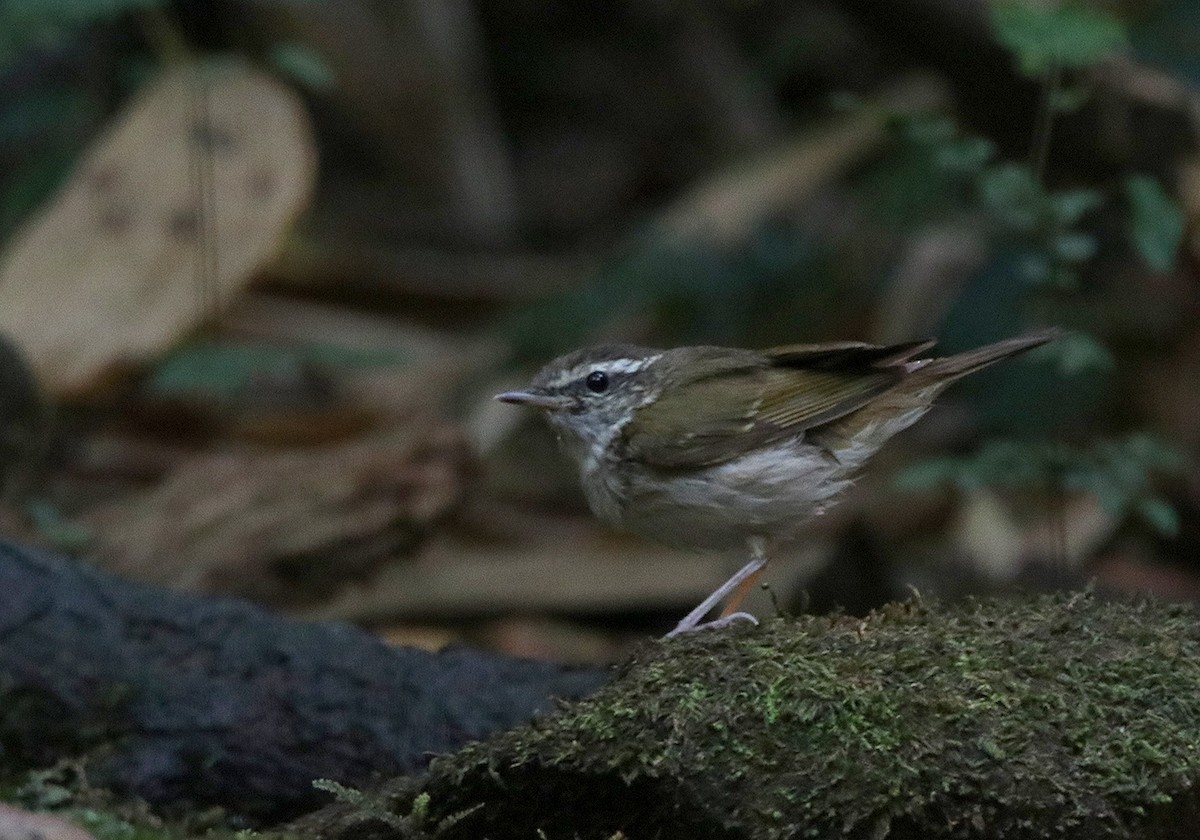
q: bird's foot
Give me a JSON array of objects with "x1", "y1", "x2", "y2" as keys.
[{"x1": 664, "y1": 611, "x2": 758, "y2": 638}]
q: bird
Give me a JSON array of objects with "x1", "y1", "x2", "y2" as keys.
[{"x1": 496, "y1": 329, "x2": 1059, "y2": 635}]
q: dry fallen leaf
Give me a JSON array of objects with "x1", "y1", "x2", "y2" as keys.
[
  {"x1": 0, "y1": 61, "x2": 317, "y2": 396},
  {"x1": 84, "y1": 420, "x2": 474, "y2": 606}
]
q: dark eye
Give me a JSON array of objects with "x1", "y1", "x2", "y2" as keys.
[{"x1": 585, "y1": 370, "x2": 609, "y2": 393}]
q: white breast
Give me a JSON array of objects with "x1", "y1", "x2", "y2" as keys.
[{"x1": 580, "y1": 438, "x2": 852, "y2": 551}]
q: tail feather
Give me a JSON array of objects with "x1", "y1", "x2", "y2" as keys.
[
  {"x1": 814, "y1": 328, "x2": 1063, "y2": 464},
  {"x1": 908, "y1": 328, "x2": 1062, "y2": 382}
]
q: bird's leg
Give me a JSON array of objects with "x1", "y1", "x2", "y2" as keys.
[
  {"x1": 665, "y1": 537, "x2": 768, "y2": 637},
  {"x1": 718, "y1": 537, "x2": 770, "y2": 619}
]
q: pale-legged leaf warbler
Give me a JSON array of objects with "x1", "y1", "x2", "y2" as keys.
[{"x1": 497, "y1": 329, "x2": 1060, "y2": 635}]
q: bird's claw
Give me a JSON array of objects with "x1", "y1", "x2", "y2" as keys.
[{"x1": 665, "y1": 611, "x2": 758, "y2": 638}]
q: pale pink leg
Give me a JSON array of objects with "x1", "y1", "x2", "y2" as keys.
[{"x1": 665, "y1": 538, "x2": 768, "y2": 637}]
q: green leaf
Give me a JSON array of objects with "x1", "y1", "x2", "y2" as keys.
[
  {"x1": 1121, "y1": 433, "x2": 1185, "y2": 473},
  {"x1": 893, "y1": 458, "x2": 961, "y2": 492},
  {"x1": 991, "y1": 2, "x2": 1127, "y2": 76},
  {"x1": 0, "y1": 89, "x2": 95, "y2": 142},
  {"x1": 934, "y1": 137, "x2": 996, "y2": 173},
  {"x1": 1137, "y1": 497, "x2": 1180, "y2": 537},
  {"x1": 1125, "y1": 175, "x2": 1184, "y2": 272},
  {"x1": 901, "y1": 114, "x2": 958, "y2": 146},
  {"x1": 0, "y1": 146, "x2": 79, "y2": 244},
  {"x1": 1050, "y1": 189, "x2": 1104, "y2": 225},
  {"x1": 978, "y1": 163, "x2": 1043, "y2": 231},
  {"x1": 1038, "y1": 332, "x2": 1113, "y2": 375},
  {"x1": 896, "y1": 435, "x2": 1182, "y2": 543},
  {"x1": 0, "y1": 0, "x2": 163, "y2": 73},
  {"x1": 1089, "y1": 474, "x2": 1132, "y2": 514},
  {"x1": 25, "y1": 499, "x2": 93, "y2": 552},
  {"x1": 1049, "y1": 85, "x2": 1092, "y2": 113},
  {"x1": 1052, "y1": 231, "x2": 1097, "y2": 263},
  {"x1": 269, "y1": 42, "x2": 336, "y2": 91},
  {"x1": 1015, "y1": 251, "x2": 1052, "y2": 285},
  {"x1": 1046, "y1": 264, "x2": 1081, "y2": 291},
  {"x1": 3, "y1": 0, "x2": 162, "y2": 22},
  {"x1": 148, "y1": 340, "x2": 409, "y2": 397}
]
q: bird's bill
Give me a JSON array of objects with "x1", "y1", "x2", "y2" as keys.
[{"x1": 494, "y1": 389, "x2": 573, "y2": 410}]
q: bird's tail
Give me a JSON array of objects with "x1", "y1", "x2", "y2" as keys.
[
  {"x1": 811, "y1": 328, "x2": 1061, "y2": 468},
  {"x1": 906, "y1": 328, "x2": 1062, "y2": 384}
]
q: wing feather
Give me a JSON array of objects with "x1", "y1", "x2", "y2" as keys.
[{"x1": 621, "y1": 340, "x2": 930, "y2": 469}]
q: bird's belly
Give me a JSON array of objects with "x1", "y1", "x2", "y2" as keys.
[{"x1": 584, "y1": 440, "x2": 853, "y2": 551}]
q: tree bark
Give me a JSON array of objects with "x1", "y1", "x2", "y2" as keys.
[{"x1": 0, "y1": 539, "x2": 607, "y2": 824}]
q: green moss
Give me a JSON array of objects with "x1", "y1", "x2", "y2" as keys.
[
  {"x1": 2, "y1": 766, "x2": 267, "y2": 840},
  {"x1": 402, "y1": 593, "x2": 1200, "y2": 839}
]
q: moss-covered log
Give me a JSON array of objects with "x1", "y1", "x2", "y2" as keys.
[
  {"x1": 0, "y1": 539, "x2": 606, "y2": 823},
  {"x1": 313, "y1": 593, "x2": 1200, "y2": 840}
]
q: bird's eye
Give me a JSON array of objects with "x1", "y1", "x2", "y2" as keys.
[{"x1": 585, "y1": 370, "x2": 609, "y2": 393}]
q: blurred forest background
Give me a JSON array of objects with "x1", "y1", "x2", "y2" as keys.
[{"x1": 0, "y1": 0, "x2": 1196, "y2": 662}]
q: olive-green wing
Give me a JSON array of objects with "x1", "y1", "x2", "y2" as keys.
[
  {"x1": 621, "y1": 340, "x2": 931, "y2": 470},
  {"x1": 764, "y1": 338, "x2": 935, "y2": 369}
]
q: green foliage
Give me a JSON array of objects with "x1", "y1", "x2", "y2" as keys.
[
  {"x1": 269, "y1": 42, "x2": 336, "y2": 92},
  {"x1": 506, "y1": 224, "x2": 833, "y2": 362},
  {"x1": 0, "y1": 0, "x2": 161, "y2": 73},
  {"x1": 14, "y1": 767, "x2": 75, "y2": 810},
  {"x1": 0, "y1": 1, "x2": 334, "y2": 252},
  {"x1": 896, "y1": 433, "x2": 1184, "y2": 536},
  {"x1": 1047, "y1": 84, "x2": 1093, "y2": 114},
  {"x1": 877, "y1": 113, "x2": 1109, "y2": 264},
  {"x1": 0, "y1": 90, "x2": 95, "y2": 143},
  {"x1": 57, "y1": 808, "x2": 171, "y2": 840},
  {"x1": 313, "y1": 780, "x2": 481, "y2": 838},
  {"x1": 1041, "y1": 330, "x2": 1112, "y2": 375},
  {"x1": 978, "y1": 165, "x2": 1103, "y2": 240},
  {"x1": 978, "y1": 162, "x2": 1045, "y2": 232},
  {"x1": 0, "y1": 146, "x2": 80, "y2": 244},
  {"x1": 1125, "y1": 175, "x2": 1185, "y2": 272},
  {"x1": 990, "y1": 2, "x2": 1127, "y2": 76},
  {"x1": 1129, "y1": 0, "x2": 1200, "y2": 86},
  {"x1": 313, "y1": 779, "x2": 411, "y2": 832},
  {"x1": 863, "y1": 7, "x2": 1188, "y2": 546},
  {"x1": 24, "y1": 499, "x2": 93, "y2": 552},
  {"x1": 881, "y1": 110, "x2": 1132, "y2": 379},
  {"x1": 868, "y1": 34, "x2": 1189, "y2": 556},
  {"x1": 147, "y1": 340, "x2": 411, "y2": 398},
  {"x1": 7, "y1": 765, "x2": 247, "y2": 840},
  {"x1": 966, "y1": 162, "x2": 1103, "y2": 294},
  {"x1": 0, "y1": 0, "x2": 167, "y2": 226},
  {"x1": 0, "y1": 57, "x2": 102, "y2": 243}
]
